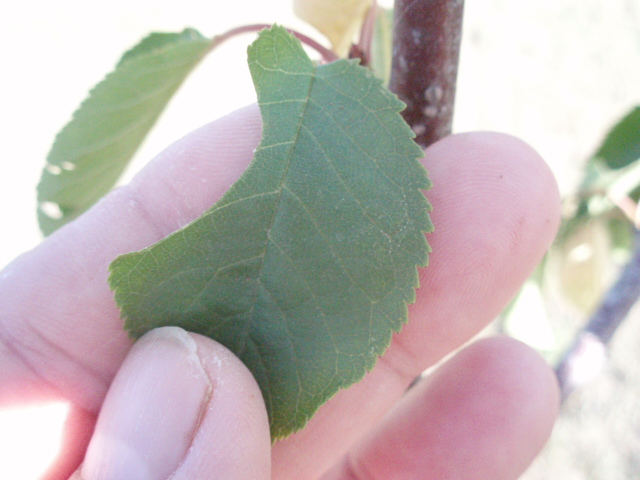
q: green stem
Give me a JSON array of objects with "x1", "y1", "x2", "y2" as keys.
[{"x1": 349, "y1": 0, "x2": 378, "y2": 66}]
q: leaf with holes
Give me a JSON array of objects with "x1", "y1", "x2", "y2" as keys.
[
  {"x1": 37, "y1": 28, "x2": 212, "y2": 235},
  {"x1": 109, "y1": 25, "x2": 432, "y2": 440}
]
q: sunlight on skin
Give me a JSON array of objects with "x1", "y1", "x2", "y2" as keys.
[{"x1": 0, "y1": 402, "x2": 70, "y2": 480}]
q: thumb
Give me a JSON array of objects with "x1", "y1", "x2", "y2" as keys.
[{"x1": 69, "y1": 327, "x2": 271, "y2": 480}]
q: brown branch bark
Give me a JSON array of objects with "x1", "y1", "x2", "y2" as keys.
[
  {"x1": 389, "y1": 0, "x2": 465, "y2": 148},
  {"x1": 388, "y1": 0, "x2": 640, "y2": 406},
  {"x1": 555, "y1": 228, "x2": 640, "y2": 401}
]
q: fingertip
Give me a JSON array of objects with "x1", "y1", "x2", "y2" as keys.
[
  {"x1": 174, "y1": 332, "x2": 271, "y2": 480},
  {"x1": 446, "y1": 335, "x2": 561, "y2": 441},
  {"x1": 422, "y1": 335, "x2": 560, "y2": 478},
  {"x1": 332, "y1": 336, "x2": 559, "y2": 480},
  {"x1": 429, "y1": 131, "x2": 561, "y2": 241},
  {"x1": 79, "y1": 327, "x2": 270, "y2": 480},
  {"x1": 402, "y1": 131, "x2": 561, "y2": 365},
  {"x1": 424, "y1": 131, "x2": 561, "y2": 248}
]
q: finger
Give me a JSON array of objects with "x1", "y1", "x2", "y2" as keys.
[
  {"x1": 0, "y1": 104, "x2": 263, "y2": 411},
  {"x1": 405, "y1": 132, "x2": 562, "y2": 364},
  {"x1": 0, "y1": 106, "x2": 560, "y2": 478},
  {"x1": 322, "y1": 336, "x2": 559, "y2": 480},
  {"x1": 70, "y1": 327, "x2": 270, "y2": 480},
  {"x1": 271, "y1": 132, "x2": 560, "y2": 479}
]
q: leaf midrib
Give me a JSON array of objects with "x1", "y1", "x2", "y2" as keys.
[
  {"x1": 237, "y1": 63, "x2": 318, "y2": 359},
  {"x1": 230, "y1": 65, "x2": 318, "y2": 417}
]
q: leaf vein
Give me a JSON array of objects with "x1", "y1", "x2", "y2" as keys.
[{"x1": 280, "y1": 185, "x2": 377, "y2": 303}]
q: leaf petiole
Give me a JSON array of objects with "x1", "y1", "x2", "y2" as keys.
[
  {"x1": 348, "y1": 0, "x2": 378, "y2": 67},
  {"x1": 211, "y1": 23, "x2": 340, "y2": 63}
]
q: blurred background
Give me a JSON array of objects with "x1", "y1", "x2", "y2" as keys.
[{"x1": 0, "y1": 0, "x2": 638, "y2": 478}]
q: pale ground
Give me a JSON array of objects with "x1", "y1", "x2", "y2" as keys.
[{"x1": 0, "y1": 1, "x2": 639, "y2": 479}]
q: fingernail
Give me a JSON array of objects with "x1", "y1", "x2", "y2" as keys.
[{"x1": 80, "y1": 327, "x2": 211, "y2": 480}]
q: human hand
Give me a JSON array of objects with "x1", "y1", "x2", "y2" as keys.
[{"x1": 0, "y1": 104, "x2": 560, "y2": 480}]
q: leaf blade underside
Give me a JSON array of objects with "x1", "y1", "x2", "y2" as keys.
[
  {"x1": 37, "y1": 28, "x2": 212, "y2": 235},
  {"x1": 109, "y1": 25, "x2": 432, "y2": 440}
]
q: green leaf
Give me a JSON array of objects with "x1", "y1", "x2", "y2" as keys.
[
  {"x1": 109, "y1": 25, "x2": 432, "y2": 440},
  {"x1": 564, "y1": 106, "x2": 640, "y2": 235},
  {"x1": 37, "y1": 28, "x2": 211, "y2": 235},
  {"x1": 594, "y1": 106, "x2": 640, "y2": 170}
]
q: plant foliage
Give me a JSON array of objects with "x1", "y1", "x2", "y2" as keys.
[
  {"x1": 594, "y1": 106, "x2": 640, "y2": 170},
  {"x1": 109, "y1": 26, "x2": 432, "y2": 440},
  {"x1": 37, "y1": 29, "x2": 211, "y2": 235}
]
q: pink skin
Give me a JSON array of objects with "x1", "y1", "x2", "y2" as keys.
[{"x1": 0, "y1": 104, "x2": 560, "y2": 480}]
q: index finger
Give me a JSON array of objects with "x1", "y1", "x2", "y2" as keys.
[{"x1": 0, "y1": 104, "x2": 262, "y2": 411}]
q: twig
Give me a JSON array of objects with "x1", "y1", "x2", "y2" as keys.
[
  {"x1": 555, "y1": 228, "x2": 640, "y2": 401},
  {"x1": 389, "y1": 0, "x2": 465, "y2": 148},
  {"x1": 211, "y1": 24, "x2": 339, "y2": 64}
]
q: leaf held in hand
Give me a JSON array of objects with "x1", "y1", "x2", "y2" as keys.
[
  {"x1": 37, "y1": 29, "x2": 211, "y2": 235},
  {"x1": 109, "y1": 25, "x2": 432, "y2": 440}
]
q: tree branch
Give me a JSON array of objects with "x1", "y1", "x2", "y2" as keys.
[
  {"x1": 389, "y1": 0, "x2": 465, "y2": 148},
  {"x1": 555, "y1": 228, "x2": 640, "y2": 401},
  {"x1": 387, "y1": 1, "x2": 640, "y2": 406}
]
